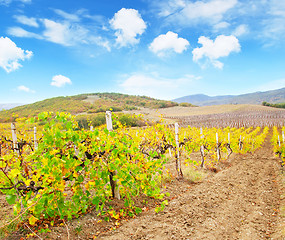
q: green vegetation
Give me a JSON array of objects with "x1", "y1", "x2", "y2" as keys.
[
  {"x1": 262, "y1": 101, "x2": 285, "y2": 109},
  {"x1": 0, "y1": 92, "x2": 179, "y2": 123},
  {"x1": 75, "y1": 113, "x2": 145, "y2": 129},
  {"x1": 178, "y1": 102, "x2": 196, "y2": 107}
]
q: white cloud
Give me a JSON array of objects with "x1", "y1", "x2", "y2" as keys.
[
  {"x1": 110, "y1": 8, "x2": 147, "y2": 47},
  {"x1": 0, "y1": 36, "x2": 33, "y2": 73},
  {"x1": 149, "y1": 31, "x2": 190, "y2": 57},
  {"x1": 8, "y1": 16, "x2": 111, "y2": 50},
  {"x1": 158, "y1": 0, "x2": 237, "y2": 26},
  {"x1": 261, "y1": 0, "x2": 285, "y2": 45},
  {"x1": 14, "y1": 15, "x2": 39, "y2": 27},
  {"x1": 182, "y1": 0, "x2": 237, "y2": 22},
  {"x1": 7, "y1": 9, "x2": 111, "y2": 51},
  {"x1": 42, "y1": 19, "x2": 89, "y2": 46},
  {"x1": 17, "y1": 85, "x2": 35, "y2": 93},
  {"x1": 51, "y1": 75, "x2": 72, "y2": 87},
  {"x1": 269, "y1": 0, "x2": 285, "y2": 17},
  {"x1": 192, "y1": 35, "x2": 240, "y2": 69},
  {"x1": 8, "y1": 27, "x2": 42, "y2": 39},
  {"x1": 232, "y1": 24, "x2": 249, "y2": 37},
  {"x1": 213, "y1": 21, "x2": 230, "y2": 31},
  {"x1": 157, "y1": 0, "x2": 186, "y2": 17},
  {"x1": 54, "y1": 9, "x2": 80, "y2": 22},
  {"x1": 0, "y1": 0, "x2": 31, "y2": 5},
  {"x1": 119, "y1": 73, "x2": 201, "y2": 99}
]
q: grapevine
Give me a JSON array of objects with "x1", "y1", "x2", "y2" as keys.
[{"x1": 0, "y1": 111, "x2": 270, "y2": 233}]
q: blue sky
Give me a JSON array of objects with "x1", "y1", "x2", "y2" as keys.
[{"x1": 0, "y1": 0, "x2": 285, "y2": 104}]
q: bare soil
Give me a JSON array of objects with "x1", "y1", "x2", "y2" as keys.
[
  {"x1": 98, "y1": 134, "x2": 285, "y2": 240},
  {"x1": 1, "y1": 130, "x2": 285, "y2": 239}
]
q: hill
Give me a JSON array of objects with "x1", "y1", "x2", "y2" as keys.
[
  {"x1": 173, "y1": 88, "x2": 285, "y2": 106},
  {"x1": 0, "y1": 93, "x2": 179, "y2": 122}
]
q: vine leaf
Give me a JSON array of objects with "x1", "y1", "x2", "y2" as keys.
[{"x1": 6, "y1": 194, "x2": 17, "y2": 205}]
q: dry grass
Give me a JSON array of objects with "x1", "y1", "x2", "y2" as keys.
[{"x1": 183, "y1": 167, "x2": 208, "y2": 183}]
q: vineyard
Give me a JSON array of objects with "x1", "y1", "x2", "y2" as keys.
[
  {"x1": 167, "y1": 108, "x2": 285, "y2": 128},
  {"x1": 0, "y1": 109, "x2": 285, "y2": 239}
]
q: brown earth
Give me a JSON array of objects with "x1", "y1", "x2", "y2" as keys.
[
  {"x1": 1, "y1": 130, "x2": 285, "y2": 239},
  {"x1": 98, "y1": 133, "x2": 285, "y2": 240}
]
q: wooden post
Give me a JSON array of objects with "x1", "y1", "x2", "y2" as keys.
[
  {"x1": 106, "y1": 111, "x2": 113, "y2": 131},
  {"x1": 216, "y1": 132, "x2": 220, "y2": 161},
  {"x1": 34, "y1": 127, "x2": 38, "y2": 150},
  {"x1": 175, "y1": 123, "x2": 183, "y2": 178},
  {"x1": 11, "y1": 123, "x2": 19, "y2": 155},
  {"x1": 200, "y1": 128, "x2": 205, "y2": 168},
  {"x1": 226, "y1": 132, "x2": 232, "y2": 159},
  {"x1": 105, "y1": 111, "x2": 120, "y2": 200},
  {"x1": 239, "y1": 135, "x2": 243, "y2": 150},
  {"x1": 228, "y1": 132, "x2": 230, "y2": 145}
]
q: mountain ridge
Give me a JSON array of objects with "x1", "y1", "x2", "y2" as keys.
[{"x1": 173, "y1": 88, "x2": 285, "y2": 106}]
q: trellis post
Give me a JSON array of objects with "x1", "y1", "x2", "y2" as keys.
[
  {"x1": 105, "y1": 111, "x2": 120, "y2": 200},
  {"x1": 11, "y1": 123, "x2": 19, "y2": 155}
]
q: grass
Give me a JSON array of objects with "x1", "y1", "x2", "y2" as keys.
[
  {"x1": 0, "y1": 217, "x2": 22, "y2": 239},
  {"x1": 183, "y1": 167, "x2": 208, "y2": 183}
]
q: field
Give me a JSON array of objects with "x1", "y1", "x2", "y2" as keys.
[{"x1": 1, "y1": 104, "x2": 285, "y2": 239}]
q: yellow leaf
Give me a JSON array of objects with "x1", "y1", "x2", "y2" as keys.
[{"x1": 29, "y1": 215, "x2": 38, "y2": 225}]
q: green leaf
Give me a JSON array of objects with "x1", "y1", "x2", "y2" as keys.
[
  {"x1": 135, "y1": 207, "x2": 142, "y2": 214},
  {"x1": 6, "y1": 194, "x2": 17, "y2": 205},
  {"x1": 92, "y1": 196, "x2": 100, "y2": 206},
  {"x1": 77, "y1": 175, "x2": 84, "y2": 183}
]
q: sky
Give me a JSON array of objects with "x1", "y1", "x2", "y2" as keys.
[{"x1": 0, "y1": 0, "x2": 285, "y2": 104}]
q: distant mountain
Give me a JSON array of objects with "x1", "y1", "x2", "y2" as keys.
[
  {"x1": 0, "y1": 103, "x2": 23, "y2": 111},
  {"x1": 173, "y1": 88, "x2": 285, "y2": 106}
]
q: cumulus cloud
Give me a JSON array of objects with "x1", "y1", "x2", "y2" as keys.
[
  {"x1": 149, "y1": 31, "x2": 190, "y2": 56},
  {"x1": 17, "y1": 85, "x2": 35, "y2": 93},
  {"x1": 110, "y1": 8, "x2": 147, "y2": 47},
  {"x1": 14, "y1": 15, "x2": 39, "y2": 27},
  {"x1": 0, "y1": 36, "x2": 33, "y2": 73},
  {"x1": 51, "y1": 75, "x2": 72, "y2": 87},
  {"x1": 192, "y1": 35, "x2": 240, "y2": 69},
  {"x1": 119, "y1": 73, "x2": 201, "y2": 99}
]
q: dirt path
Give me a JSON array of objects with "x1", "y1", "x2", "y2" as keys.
[{"x1": 98, "y1": 136, "x2": 284, "y2": 239}]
